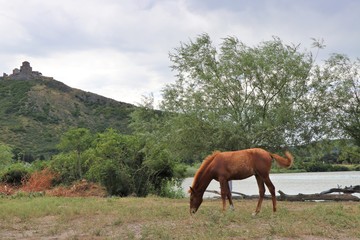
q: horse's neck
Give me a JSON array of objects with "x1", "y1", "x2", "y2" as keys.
[{"x1": 194, "y1": 172, "x2": 213, "y2": 195}]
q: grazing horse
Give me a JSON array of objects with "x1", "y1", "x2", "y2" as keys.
[{"x1": 189, "y1": 148, "x2": 293, "y2": 215}]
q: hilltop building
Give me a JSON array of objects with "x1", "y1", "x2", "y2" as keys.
[{"x1": 1, "y1": 61, "x2": 47, "y2": 80}]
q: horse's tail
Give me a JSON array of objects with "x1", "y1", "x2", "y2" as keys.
[{"x1": 271, "y1": 151, "x2": 293, "y2": 168}]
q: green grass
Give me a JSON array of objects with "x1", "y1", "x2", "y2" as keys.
[{"x1": 0, "y1": 196, "x2": 359, "y2": 239}]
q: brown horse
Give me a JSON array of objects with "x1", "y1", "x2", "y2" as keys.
[{"x1": 189, "y1": 148, "x2": 293, "y2": 215}]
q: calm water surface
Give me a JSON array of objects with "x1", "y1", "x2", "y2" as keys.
[{"x1": 182, "y1": 171, "x2": 360, "y2": 198}]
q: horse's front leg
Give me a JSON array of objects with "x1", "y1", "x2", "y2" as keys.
[{"x1": 220, "y1": 179, "x2": 232, "y2": 211}]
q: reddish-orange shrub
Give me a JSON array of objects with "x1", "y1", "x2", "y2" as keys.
[
  {"x1": 2, "y1": 169, "x2": 106, "y2": 197},
  {"x1": 22, "y1": 168, "x2": 58, "y2": 192},
  {"x1": 47, "y1": 179, "x2": 107, "y2": 197}
]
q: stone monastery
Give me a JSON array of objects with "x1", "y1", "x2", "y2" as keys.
[{"x1": 1, "y1": 61, "x2": 49, "y2": 80}]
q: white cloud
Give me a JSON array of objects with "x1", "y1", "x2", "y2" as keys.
[
  {"x1": 1, "y1": 0, "x2": 360, "y2": 105},
  {"x1": 23, "y1": 49, "x2": 167, "y2": 102}
]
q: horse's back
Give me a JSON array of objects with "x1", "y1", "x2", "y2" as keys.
[
  {"x1": 217, "y1": 148, "x2": 271, "y2": 163},
  {"x1": 211, "y1": 148, "x2": 272, "y2": 180}
]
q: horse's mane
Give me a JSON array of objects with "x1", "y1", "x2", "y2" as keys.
[{"x1": 191, "y1": 151, "x2": 221, "y2": 189}]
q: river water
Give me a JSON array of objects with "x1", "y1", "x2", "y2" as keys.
[{"x1": 181, "y1": 171, "x2": 360, "y2": 198}]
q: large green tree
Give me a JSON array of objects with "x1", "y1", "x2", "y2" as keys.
[
  {"x1": 160, "y1": 34, "x2": 350, "y2": 159},
  {"x1": 322, "y1": 54, "x2": 360, "y2": 146}
]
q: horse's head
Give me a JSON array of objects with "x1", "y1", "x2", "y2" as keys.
[{"x1": 189, "y1": 187, "x2": 203, "y2": 215}]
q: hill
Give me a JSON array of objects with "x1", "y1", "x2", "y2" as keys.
[{"x1": 0, "y1": 61, "x2": 136, "y2": 160}]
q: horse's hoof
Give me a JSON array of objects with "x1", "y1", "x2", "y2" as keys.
[{"x1": 252, "y1": 212, "x2": 258, "y2": 217}]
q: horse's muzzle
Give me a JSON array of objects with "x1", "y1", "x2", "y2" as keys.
[{"x1": 190, "y1": 208, "x2": 197, "y2": 215}]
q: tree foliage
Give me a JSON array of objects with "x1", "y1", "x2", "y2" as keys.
[
  {"x1": 130, "y1": 97, "x2": 186, "y2": 195},
  {"x1": 57, "y1": 128, "x2": 93, "y2": 179},
  {"x1": 160, "y1": 34, "x2": 359, "y2": 160},
  {"x1": 162, "y1": 35, "x2": 312, "y2": 155},
  {"x1": 0, "y1": 143, "x2": 13, "y2": 167},
  {"x1": 321, "y1": 54, "x2": 360, "y2": 146}
]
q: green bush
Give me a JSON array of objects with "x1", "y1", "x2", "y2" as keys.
[
  {"x1": 331, "y1": 165, "x2": 350, "y2": 171},
  {"x1": 86, "y1": 161, "x2": 134, "y2": 196},
  {"x1": 1, "y1": 163, "x2": 31, "y2": 185},
  {"x1": 50, "y1": 153, "x2": 77, "y2": 184},
  {"x1": 304, "y1": 162, "x2": 351, "y2": 172},
  {"x1": 49, "y1": 128, "x2": 186, "y2": 197},
  {"x1": 305, "y1": 162, "x2": 331, "y2": 172}
]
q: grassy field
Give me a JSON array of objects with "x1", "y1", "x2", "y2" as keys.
[{"x1": 0, "y1": 196, "x2": 359, "y2": 240}]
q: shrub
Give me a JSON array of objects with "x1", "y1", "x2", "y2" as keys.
[
  {"x1": 22, "y1": 168, "x2": 58, "y2": 192},
  {"x1": 47, "y1": 180, "x2": 106, "y2": 197},
  {"x1": 50, "y1": 152, "x2": 82, "y2": 184},
  {"x1": 132, "y1": 167, "x2": 151, "y2": 197},
  {"x1": 331, "y1": 165, "x2": 350, "y2": 172},
  {"x1": 354, "y1": 165, "x2": 360, "y2": 171},
  {"x1": 304, "y1": 162, "x2": 329, "y2": 172},
  {"x1": 49, "y1": 128, "x2": 186, "y2": 197},
  {"x1": 1, "y1": 163, "x2": 30, "y2": 185},
  {"x1": 304, "y1": 162, "x2": 351, "y2": 172},
  {"x1": 102, "y1": 164, "x2": 133, "y2": 196},
  {"x1": 86, "y1": 160, "x2": 134, "y2": 196}
]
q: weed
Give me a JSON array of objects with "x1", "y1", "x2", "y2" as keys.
[
  {"x1": 92, "y1": 228, "x2": 102, "y2": 236},
  {"x1": 113, "y1": 218, "x2": 123, "y2": 226}
]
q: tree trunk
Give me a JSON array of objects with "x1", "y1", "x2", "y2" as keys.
[
  {"x1": 205, "y1": 185, "x2": 360, "y2": 202},
  {"x1": 277, "y1": 190, "x2": 360, "y2": 202}
]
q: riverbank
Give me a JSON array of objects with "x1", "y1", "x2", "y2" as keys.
[{"x1": 0, "y1": 196, "x2": 359, "y2": 239}]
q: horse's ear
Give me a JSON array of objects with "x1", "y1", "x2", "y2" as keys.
[{"x1": 189, "y1": 186, "x2": 195, "y2": 193}]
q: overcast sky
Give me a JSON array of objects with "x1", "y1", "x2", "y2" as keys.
[{"x1": 0, "y1": 0, "x2": 359, "y2": 105}]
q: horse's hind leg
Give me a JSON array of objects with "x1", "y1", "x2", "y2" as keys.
[
  {"x1": 254, "y1": 175, "x2": 265, "y2": 216},
  {"x1": 227, "y1": 181, "x2": 234, "y2": 210},
  {"x1": 264, "y1": 176, "x2": 276, "y2": 212}
]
